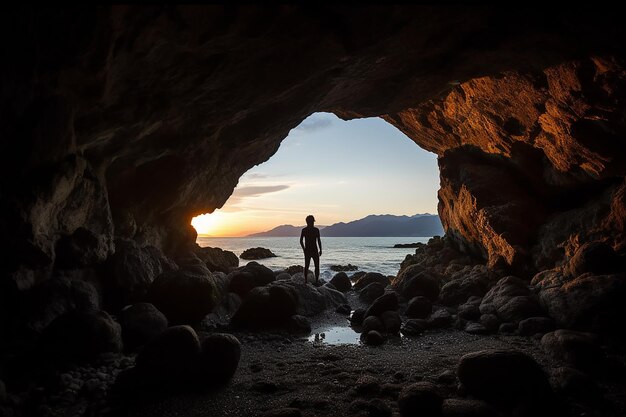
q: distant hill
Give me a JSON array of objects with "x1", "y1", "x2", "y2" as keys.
[{"x1": 247, "y1": 214, "x2": 443, "y2": 237}]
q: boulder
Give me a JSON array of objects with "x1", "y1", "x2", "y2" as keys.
[
  {"x1": 365, "y1": 292, "x2": 399, "y2": 318},
  {"x1": 231, "y1": 283, "x2": 298, "y2": 329},
  {"x1": 564, "y1": 241, "x2": 622, "y2": 278},
  {"x1": 439, "y1": 277, "x2": 487, "y2": 306},
  {"x1": 40, "y1": 309, "x2": 122, "y2": 361},
  {"x1": 351, "y1": 309, "x2": 366, "y2": 326},
  {"x1": 362, "y1": 330, "x2": 385, "y2": 346},
  {"x1": 518, "y1": 317, "x2": 554, "y2": 336},
  {"x1": 55, "y1": 227, "x2": 110, "y2": 268},
  {"x1": 329, "y1": 272, "x2": 352, "y2": 292},
  {"x1": 457, "y1": 303, "x2": 481, "y2": 321},
  {"x1": 549, "y1": 366, "x2": 603, "y2": 403},
  {"x1": 24, "y1": 275, "x2": 100, "y2": 333},
  {"x1": 401, "y1": 319, "x2": 428, "y2": 336},
  {"x1": 336, "y1": 304, "x2": 352, "y2": 315},
  {"x1": 428, "y1": 309, "x2": 453, "y2": 329},
  {"x1": 105, "y1": 238, "x2": 176, "y2": 309},
  {"x1": 359, "y1": 282, "x2": 385, "y2": 303},
  {"x1": 381, "y1": 311, "x2": 402, "y2": 334},
  {"x1": 119, "y1": 303, "x2": 168, "y2": 350},
  {"x1": 479, "y1": 276, "x2": 542, "y2": 323},
  {"x1": 354, "y1": 272, "x2": 390, "y2": 291},
  {"x1": 240, "y1": 247, "x2": 277, "y2": 260},
  {"x1": 537, "y1": 273, "x2": 626, "y2": 332},
  {"x1": 228, "y1": 261, "x2": 276, "y2": 296},
  {"x1": 194, "y1": 245, "x2": 238, "y2": 273},
  {"x1": 148, "y1": 269, "x2": 217, "y2": 324},
  {"x1": 464, "y1": 322, "x2": 488, "y2": 335},
  {"x1": 406, "y1": 296, "x2": 432, "y2": 319},
  {"x1": 288, "y1": 315, "x2": 312, "y2": 334},
  {"x1": 135, "y1": 325, "x2": 201, "y2": 383},
  {"x1": 397, "y1": 382, "x2": 442, "y2": 417},
  {"x1": 284, "y1": 265, "x2": 304, "y2": 275},
  {"x1": 330, "y1": 264, "x2": 359, "y2": 272},
  {"x1": 362, "y1": 316, "x2": 385, "y2": 334},
  {"x1": 196, "y1": 333, "x2": 241, "y2": 384},
  {"x1": 457, "y1": 349, "x2": 553, "y2": 407},
  {"x1": 498, "y1": 322, "x2": 517, "y2": 334},
  {"x1": 275, "y1": 272, "x2": 292, "y2": 281},
  {"x1": 392, "y1": 265, "x2": 440, "y2": 301},
  {"x1": 479, "y1": 314, "x2": 499, "y2": 333},
  {"x1": 540, "y1": 330, "x2": 604, "y2": 371}
]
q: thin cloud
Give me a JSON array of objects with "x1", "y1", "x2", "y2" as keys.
[
  {"x1": 232, "y1": 185, "x2": 290, "y2": 198},
  {"x1": 294, "y1": 114, "x2": 333, "y2": 132},
  {"x1": 242, "y1": 173, "x2": 269, "y2": 180}
]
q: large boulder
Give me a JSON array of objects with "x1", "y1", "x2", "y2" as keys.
[
  {"x1": 381, "y1": 310, "x2": 402, "y2": 333},
  {"x1": 105, "y1": 238, "x2": 177, "y2": 309},
  {"x1": 228, "y1": 261, "x2": 276, "y2": 296},
  {"x1": 540, "y1": 330, "x2": 604, "y2": 372},
  {"x1": 359, "y1": 282, "x2": 385, "y2": 303},
  {"x1": 365, "y1": 292, "x2": 399, "y2": 318},
  {"x1": 119, "y1": 303, "x2": 168, "y2": 350},
  {"x1": 535, "y1": 272, "x2": 626, "y2": 331},
  {"x1": 398, "y1": 382, "x2": 442, "y2": 417},
  {"x1": 392, "y1": 265, "x2": 440, "y2": 301},
  {"x1": 353, "y1": 272, "x2": 390, "y2": 291},
  {"x1": 231, "y1": 283, "x2": 298, "y2": 329},
  {"x1": 240, "y1": 247, "x2": 277, "y2": 260},
  {"x1": 563, "y1": 241, "x2": 622, "y2": 278},
  {"x1": 406, "y1": 296, "x2": 432, "y2": 319},
  {"x1": 135, "y1": 325, "x2": 201, "y2": 383},
  {"x1": 196, "y1": 333, "x2": 241, "y2": 384},
  {"x1": 23, "y1": 274, "x2": 100, "y2": 333},
  {"x1": 40, "y1": 309, "x2": 122, "y2": 361},
  {"x1": 479, "y1": 276, "x2": 542, "y2": 323},
  {"x1": 457, "y1": 349, "x2": 553, "y2": 407},
  {"x1": 329, "y1": 272, "x2": 351, "y2": 292},
  {"x1": 194, "y1": 245, "x2": 239, "y2": 273},
  {"x1": 147, "y1": 269, "x2": 217, "y2": 324}
]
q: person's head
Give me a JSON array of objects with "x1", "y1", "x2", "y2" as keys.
[{"x1": 305, "y1": 215, "x2": 315, "y2": 226}]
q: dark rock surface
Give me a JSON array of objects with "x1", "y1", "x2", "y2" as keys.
[
  {"x1": 365, "y1": 292, "x2": 399, "y2": 319},
  {"x1": 457, "y1": 349, "x2": 553, "y2": 407},
  {"x1": 119, "y1": 303, "x2": 168, "y2": 350},
  {"x1": 397, "y1": 382, "x2": 442, "y2": 417},
  {"x1": 359, "y1": 282, "x2": 386, "y2": 303},
  {"x1": 147, "y1": 269, "x2": 217, "y2": 325},
  {"x1": 240, "y1": 247, "x2": 277, "y2": 260},
  {"x1": 195, "y1": 245, "x2": 239, "y2": 273},
  {"x1": 353, "y1": 273, "x2": 389, "y2": 291},
  {"x1": 329, "y1": 272, "x2": 352, "y2": 292},
  {"x1": 196, "y1": 333, "x2": 242, "y2": 384},
  {"x1": 406, "y1": 296, "x2": 432, "y2": 319}
]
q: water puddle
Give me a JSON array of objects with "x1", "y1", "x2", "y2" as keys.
[{"x1": 308, "y1": 325, "x2": 361, "y2": 345}]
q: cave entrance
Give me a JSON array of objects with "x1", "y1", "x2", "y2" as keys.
[{"x1": 191, "y1": 112, "x2": 442, "y2": 280}]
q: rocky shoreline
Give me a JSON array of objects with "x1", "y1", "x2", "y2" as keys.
[{"x1": 2, "y1": 235, "x2": 626, "y2": 417}]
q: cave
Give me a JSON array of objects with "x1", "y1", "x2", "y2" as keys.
[{"x1": 1, "y1": 5, "x2": 626, "y2": 417}]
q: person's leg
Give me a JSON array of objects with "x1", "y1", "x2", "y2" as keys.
[
  {"x1": 313, "y1": 254, "x2": 320, "y2": 283},
  {"x1": 304, "y1": 253, "x2": 311, "y2": 284}
]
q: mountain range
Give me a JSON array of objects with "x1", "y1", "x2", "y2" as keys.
[{"x1": 247, "y1": 214, "x2": 443, "y2": 237}]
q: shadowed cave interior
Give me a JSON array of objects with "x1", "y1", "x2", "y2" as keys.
[{"x1": 1, "y1": 5, "x2": 626, "y2": 417}]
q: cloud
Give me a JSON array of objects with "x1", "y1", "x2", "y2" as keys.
[
  {"x1": 232, "y1": 185, "x2": 290, "y2": 198},
  {"x1": 294, "y1": 114, "x2": 334, "y2": 132},
  {"x1": 242, "y1": 172, "x2": 269, "y2": 180}
]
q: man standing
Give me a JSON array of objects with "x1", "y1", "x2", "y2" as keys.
[{"x1": 300, "y1": 215, "x2": 322, "y2": 284}]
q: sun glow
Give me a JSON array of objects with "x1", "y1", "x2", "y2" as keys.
[{"x1": 191, "y1": 212, "x2": 225, "y2": 236}]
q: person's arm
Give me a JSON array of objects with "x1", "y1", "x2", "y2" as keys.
[
  {"x1": 300, "y1": 230, "x2": 305, "y2": 251},
  {"x1": 317, "y1": 229, "x2": 322, "y2": 256}
]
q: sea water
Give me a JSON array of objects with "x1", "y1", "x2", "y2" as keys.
[{"x1": 196, "y1": 236, "x2": 431, "y2": 277}]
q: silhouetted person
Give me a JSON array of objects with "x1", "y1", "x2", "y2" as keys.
[{"x1": 300, "y1": 215, "x2": 322, "y2": 284}]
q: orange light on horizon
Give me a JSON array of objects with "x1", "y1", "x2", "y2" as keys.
[{"x1": 191, "y1": 211, "x2": 266, "y2": 237}]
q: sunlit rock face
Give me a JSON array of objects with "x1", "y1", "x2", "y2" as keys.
[{"x1": 1, "y1": 6, "x2": 624, "y2": 329}]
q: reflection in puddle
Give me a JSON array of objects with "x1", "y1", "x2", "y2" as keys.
[{"x1": 308, "y1": 326, "x2": 361, "y2": 345}]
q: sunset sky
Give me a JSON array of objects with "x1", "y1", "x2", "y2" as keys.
[{"x1": 191, "y1": 112, "x2": 439, "y2": 236}]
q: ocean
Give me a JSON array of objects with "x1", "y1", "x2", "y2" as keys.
[{"x1": 196, "y1": 236, "x2": 431, "y2": 278}]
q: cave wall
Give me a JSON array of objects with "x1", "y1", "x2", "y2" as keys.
[{"x1": 1, "y1": 6, "x2": 625, "y2": 327}]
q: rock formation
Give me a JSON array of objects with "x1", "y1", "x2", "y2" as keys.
[{"x1": 1, "y1": 4, "x2": 625, "y2": 369}]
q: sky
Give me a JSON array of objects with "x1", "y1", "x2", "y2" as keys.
[{"x1": 191, "y1": 112, "x2": 440, "y2": 236}]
